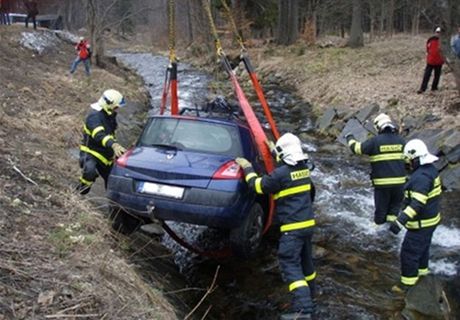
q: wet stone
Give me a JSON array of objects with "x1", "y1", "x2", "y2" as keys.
[
  {"x1": 317, "y1": 107, "x2": 337, "y2": 131},
  {"x1": 355, "y1": 103, "x2": 380, "y2": 122},
  {"x1": 337, "y1": 118, "x2": 372, "y2": 146},
  {"x1": 433, "y1": 156, "x2": 449, "y2": 171},
  {"x1": 446, "y1": 146, "x2": 460, "y2": 163},
  {"x1": 440, "y1": 131, "x2": 460, "y2": 156},
  {"x1": 440, "y1": 164, "x2": 460, "y2": 191},
  {"x1": 403, "y1": 275, "x2": 450, "y2": 320}
]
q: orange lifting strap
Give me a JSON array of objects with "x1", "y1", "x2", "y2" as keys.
[
  {"x1": 202, "y1": 0, "x2": 276, "y2": 233},
  {"x1": 219, "y1": 0, "x2": 280, "y2": 140},
  {"x1": 160, "y1": 0, "x2": 179, "y2": 115}
]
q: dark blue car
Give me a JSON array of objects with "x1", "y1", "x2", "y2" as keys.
[{"x1": 107, "y1": 114, "x2": 270, "y2": 257}]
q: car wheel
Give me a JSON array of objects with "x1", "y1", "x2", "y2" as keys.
[
  {"x1": 109, "y1": 206, "x2": 144, "y2": 235},
  {"x1": 230, "y1": 202, "x2": 265, "y2": 259}
]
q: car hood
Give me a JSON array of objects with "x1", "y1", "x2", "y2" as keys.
[{"x1": 121, "y1": 146, "x2": 233, "y2": 188}]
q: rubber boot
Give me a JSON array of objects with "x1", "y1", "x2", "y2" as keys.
[{"x1": 75, "y1": 183, "x2": 91, "y2": 195}]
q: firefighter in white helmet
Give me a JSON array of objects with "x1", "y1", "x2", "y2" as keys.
[
  {"x1": 345, "y1": 113, "x2": 406, "y2": 225},
  {"x1": 389, "y1": 139, "x2": 442, "y2": 293},
  {"x1": 236, "y1": 133, "x2": 316, "y2": 320},
  {"x1": 76, "y1": 89, "x2": 127, "y2": 195}
]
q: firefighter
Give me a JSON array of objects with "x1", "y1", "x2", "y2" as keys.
[
  {"x1": 345, "y1": 113, "x2": 406, "y2": 225},
  {"x1": 235, "y1": 133, "x2": 316, "y2": 320},
  {"x1": 76, "y1": 89, "x2": 127, "y2": 195},
  {"x1": 389, "y1": 139, "x2": 442, "y2": 293}
]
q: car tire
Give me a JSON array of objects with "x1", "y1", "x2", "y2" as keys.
[
  {"x1": 230, "y1": 202, "x2": 265, "y2": 259},
  {"x1": 109, "y1": 206, "x2": 144, "y2": 235}
]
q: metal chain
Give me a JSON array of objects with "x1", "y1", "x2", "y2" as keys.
[
  {"x1": 168, "y1": 0, "x2": 176, "y2": 63},
  {"x1": 201, "y1": 0, "x2": 225, "y2": 57},
  {"x1": 219, "y1": 0, "x2": 246, "y2": 51}
]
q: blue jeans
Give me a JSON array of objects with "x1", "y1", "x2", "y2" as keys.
[{"x1": 70, "y1": 57, "x2": 91, "y2": 76}]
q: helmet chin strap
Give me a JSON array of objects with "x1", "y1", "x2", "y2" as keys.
[{"x1": 410, "y1": 158, "x2": 421, "y2": 171}]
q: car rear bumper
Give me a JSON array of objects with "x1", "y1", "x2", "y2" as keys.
[{"x1": 107, "y1": 175, "x2": 251, "y2": 229}]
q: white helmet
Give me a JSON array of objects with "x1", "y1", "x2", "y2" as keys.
[
  {"x1": 275, "y1": 133, "x2": 308, "y2": 166},
  {"x1": 404, "y1": 139, "x2": 438, "y2": 165},
  {"x1": 98, "y1": 89, "x2": 126, "y2": 114},
  {"x1": 373, "y1": 113, "x2": 395, "y2": 132}
]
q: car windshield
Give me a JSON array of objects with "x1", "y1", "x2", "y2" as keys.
[{"x1": 139, "y1": 117, "x2": 243, "y2": 157}]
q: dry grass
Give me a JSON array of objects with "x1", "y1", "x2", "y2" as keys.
[
  {"x1": 253, "y1": 34, "x2": 459, "y2": 128},
  {"x1": 0, "y1": 25, "x2": 179, "y2": 320}
]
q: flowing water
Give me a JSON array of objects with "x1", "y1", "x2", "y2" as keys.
[{"x1": 114, "y1": 52, "x2": 460, "y2": 320}]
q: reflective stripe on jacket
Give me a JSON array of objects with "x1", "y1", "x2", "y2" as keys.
[
  {"x1": 348, "y1": 131, "x2": 406, "y2": 187},
  {"x1": 80, "y1": 108, "x2": 117, "y2": 165},
  {"x1": 243, "y1": 161, "x2": 315, "y2": 231},
  {"x1": 402, "y1": 164, "x2": 442, "y2": 230}
]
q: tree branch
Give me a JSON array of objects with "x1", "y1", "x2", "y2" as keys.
[{"x1": 184, "y1": 265, "x2": 220, "y2": 320}]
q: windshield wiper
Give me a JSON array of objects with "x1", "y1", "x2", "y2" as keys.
[{"x1": 148, "y1": 143, "x2": 182, "y2": 150}]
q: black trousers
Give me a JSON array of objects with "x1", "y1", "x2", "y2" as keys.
[
  {"x1": 25, "y1": 14, "x2": 37, "y2": 29},
  {"x1": 420, "y1": 64, "x2": 442, "y2": 92},
  {"x1": 278, "y1": 228, "x2": 315, "y2": 313},
  {"x1": 373, "y1": 185, "x2": 404, "y2": 225},
  {"x1": 79, "y1": 152, "x2": 112, "y2": 189},
  {"x1": 400, "y1": 226, "x2": 436, "y2": 285}
]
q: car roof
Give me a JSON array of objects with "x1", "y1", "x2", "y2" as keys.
[{"x1": 149, "y1": 114, "x2": 250, "y2": 131}]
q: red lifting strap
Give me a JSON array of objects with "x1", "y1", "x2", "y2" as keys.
[
  {"x1": 159, "y1": 67, "x2": 171, "y2": 115},
  {"x1": 242, "y1": 55, "x2": 280, "y2": 140},
  {"x1": 170, "y1": 62, "x2": 179, "y2": 115},
  {"x1": 221, "y1": 57, "x2": 276, "y2": 233}
]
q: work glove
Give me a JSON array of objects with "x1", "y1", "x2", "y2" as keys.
[
  {"x1": 265, "y1": 140, "x2": 276, "y2": 153},
  {"x1": 112, "y1": 143, "x2": 126, "y2": 158},
  {"x1": 235, "y1": 157, "x2": 252, "y2": 169},
  {"x1": 389, "y1": 212, "x2": 410, "y2": 235},
  {"x1": 344, "y1": 132, "x2": 355, "y2": 142}
]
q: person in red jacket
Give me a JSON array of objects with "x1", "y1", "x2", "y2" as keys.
[
  {"x1": 417, "y1": 27, "x2": 445, "y2": 94},
  {"x1": 69, "y1": 37, "x2": 92, "y2": 77}
]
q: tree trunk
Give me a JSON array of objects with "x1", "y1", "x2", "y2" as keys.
[
  {"x1": 347, "y1": 0, "x2": 363, "y2": 48},
  {"x1": 379, "y1": 0, "x2": 385, "y2": 37},
  {"x1": 369, "y1": 0, "x2": 376, "y2": 42},
  {"x1": 276, "y1": 0, "x2": 299, "y2": 45},
  {"x1": 386, "y1": 0, "x2": 394, "y2": 37},
  {"x1": 303, "y1": 0, "x2": 316, "y2": 46},
  {"x1": 411, "y1": 0, "x2": 421, "y2": 35}
]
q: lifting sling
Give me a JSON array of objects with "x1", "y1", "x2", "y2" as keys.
[
  {"x1": 219, "y1": 0, "x2": 280, "y2": 140},
  {"x1": 202, "y1": 0, "x2": 276, "y2": 233},
  {"x1": 160, "y1": 0, "x2": 179, "y2": 115}
]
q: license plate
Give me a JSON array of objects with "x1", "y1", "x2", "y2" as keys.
[{"x1": 138, "y1": 182, "x2": 184, "y2": 199}]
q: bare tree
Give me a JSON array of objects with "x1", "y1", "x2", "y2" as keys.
[
  {"x1": 348, "y1": 0, "x2": 363, "y2": 47},
  {"x1": 276, "y1": 0, "x2": 299, "y2": 45}
]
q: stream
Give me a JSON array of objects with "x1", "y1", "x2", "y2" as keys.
[{"x1": 113, "y1": 52, "x2": 460, "y2": 320}]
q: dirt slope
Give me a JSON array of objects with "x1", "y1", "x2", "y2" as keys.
[
  {"x1": 254, "y1": 35, "x2": 459, "y2": 129},
  {"x1": 0, "y1": 26, "x2": 180, "y2": 319}
]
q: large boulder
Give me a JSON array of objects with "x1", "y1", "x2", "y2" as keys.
[
  {"x1": 440, "y1": 131, "x2": 460, "y2": 163},
  {"x1": 316, "y1": 107, "x2": 337, "y2": 132},
  {"x1": 440, "y1": 164, "x2": 460, "y2": 191},
  {"x1": 355, "y1": 102, "x2": 380, "y2": 123},
  {"x1": 408, "y1": 129, "x2": 453, "y2": 156},
  {"x1": 337, "y1": 118, "x2": 374, "y2": 146},
  {"x1": 402, "y1": 275, "x2": 451, "y2": 320}
]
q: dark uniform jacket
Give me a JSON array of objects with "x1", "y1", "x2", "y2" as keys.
[
  {"x1": 80, "y1": 107, "x2": 117, "y2": 166},
  {"x1": 348, "y1": 131, "x2": 406, "y2": 188},
  {"x1": 243, "y1": 161, "x2": 315, "y2": 232},
  {"x1": 401, "y1": 164, "x2": 441, "y2": 229}
]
